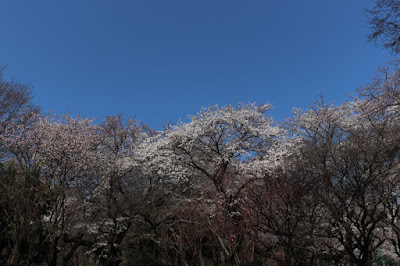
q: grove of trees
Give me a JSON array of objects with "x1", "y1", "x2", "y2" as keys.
[
  {"x1": 1, "y1": 65, "x2": 400, "y2": 265},
  {"x1": 3, "y1": 1, "x2": 400, "y2": 265}
]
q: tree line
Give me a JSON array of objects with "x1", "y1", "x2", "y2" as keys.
[
  {"x1": 2, "y1": 66, "x2": 400, "y2": 265},
  {"x1": 2, "y1": 1, "x2": 400, "y2": 265}
]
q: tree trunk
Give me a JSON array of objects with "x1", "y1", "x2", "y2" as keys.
[{"x1": 10, "y1": 240, "x2": 19, "y2": 266}]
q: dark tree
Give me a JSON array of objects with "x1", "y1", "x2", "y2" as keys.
[
  {"x1": 0, "y1": 163, "x2": 51, "y2": 265},
  {"x1": 367, "y1": 0, "x2": 400, "y2": 54},
  {"x1": 291, "y1": 95, "x2": 400, "y2": 265},
  {"x1": 0, "y1": 67, "x2": 38, "y2": 128}
]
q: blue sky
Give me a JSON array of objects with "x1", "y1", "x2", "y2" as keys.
[{"x1": 0, "y1": 0, "x2": 391, "y2": 128}]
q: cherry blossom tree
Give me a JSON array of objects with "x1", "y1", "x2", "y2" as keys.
[
  {"x1": 0, "y1": 113, "x2": 101, "y2": 265},
  {"x1": 356, "y1": 66, "x2": 400, "y2": 260},
  {"x1": 87, "y1": 115, "x2": 150, "y2": 265},
  {"x1": 134, "y1": 103, "x2": 284, "y2": 265},
  {"x1": 288, "y1": 94, "x2": 400, "y2": 265}
]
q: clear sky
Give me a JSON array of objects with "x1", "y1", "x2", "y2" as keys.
[{"x1": 0, "y1": 0, "x2": 392, "y2": 128}]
